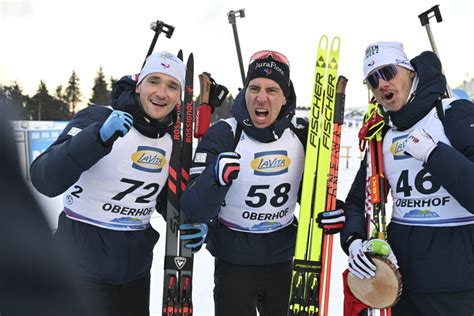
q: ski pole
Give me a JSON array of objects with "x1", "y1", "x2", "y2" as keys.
[
  {"x1": 227, "y1": 9, "x2": 246, "y2": 86},
  {"x1": 418, "y1": 5, "x2": 452, "y2": 97},
  {"x1": 320, "y1": 75, "x2": 348, "y2": 316},
  {"x1": 142, "y1": 20, "x2": 175, "y2": 69},
  {"x1": 194, "y1": 73, "x2": 229, "y2": 140}
]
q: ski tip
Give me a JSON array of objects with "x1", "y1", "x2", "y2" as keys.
[
  {"x1": 177, "y1": 49, "x2": 184, "y2": 61},
  {"x1": 187, "y1": 53, "x2": 194, "y2": 65},
  {"x1": 318, "y1": 35, "x2": 329, "y2": 49},
  {"x1": 331, "y1": 36, "x2": 341, "y2": 53}
]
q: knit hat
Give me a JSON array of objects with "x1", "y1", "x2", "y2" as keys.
[
  {"x1": 138, "y1": 51, "x2": 186, "y2": 91},
  {"x1": 245, "y1": 53, "x2": 290, "y2": 96},
  {"x1": 363, "y1": 41, "x2": 414, "y2": 78}
]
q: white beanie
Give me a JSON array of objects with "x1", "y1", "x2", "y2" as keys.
[
  {"x1": 138, "y1": 51, "x2": 186, "y2": 91},
  {"x1": 363, "y1": 41, "x2": 414, "y2": 78}
]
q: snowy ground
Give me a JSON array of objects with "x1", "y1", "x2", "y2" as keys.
[{"x1": 30, "y1": 122, "x2": 364, "y2": 316}]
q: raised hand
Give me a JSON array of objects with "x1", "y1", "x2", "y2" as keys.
[
  {"x1": 99, "y1": 110, "x2": 133, "y2": 146},
  {"x1": 214, "y1": 152, "x2": 241, "y2": 186},
  {"x1": 404, "y1": 128, "x2": 438, "y2": 162}
]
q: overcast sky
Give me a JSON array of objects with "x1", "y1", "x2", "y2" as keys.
[{"x1": 1, "y1": 0, "x2": 472, "y2": 110}]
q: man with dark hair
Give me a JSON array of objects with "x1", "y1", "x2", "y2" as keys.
[
  {"x1": 29, "y1": 51, "x2": 202, "y2": 315},
  {"x1": 181, "y1": 50, "x2": 307, "y2": 316}
]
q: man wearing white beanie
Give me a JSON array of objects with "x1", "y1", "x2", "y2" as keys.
[
  {"x1": 363, "y1": 41, "x2": 416, "y2": 112},
  {"x1": 136, "y1": 50, "x2": 186, "y2": 122},
  {"x1": 30, "y1": 50, "x2": 203, "y2": 315},
  {"x1": 338, "y1": 40, "x2": 474, "y2": 315}
]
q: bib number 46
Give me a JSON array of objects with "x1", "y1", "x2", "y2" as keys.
[{"x1": 396, "y1": 169, "x2": 441, "y2": 197}]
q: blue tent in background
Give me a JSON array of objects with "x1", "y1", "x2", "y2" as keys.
[{"x1": 452, "y1": 88, "x2": 470, "y2": 100}]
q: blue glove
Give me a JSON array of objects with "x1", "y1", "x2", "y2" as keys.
[
  {"x1": 99, "y1": 110, "x2": 133, "y2": 146},
  {"x1": 316, "y1": 199, "x2": 345, "y2": 234},
  {"x1": 214, "y1": 152, "x2": 241, "y2": 186},
  {"x1": 179, "y1": 223, "x2": 208, "y2": 253}
]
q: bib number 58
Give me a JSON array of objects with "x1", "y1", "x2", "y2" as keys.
[{"x1": 245, "y1": 183, "x2": 291, "y2": 208}]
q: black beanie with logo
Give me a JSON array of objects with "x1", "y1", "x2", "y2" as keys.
[{"x1": 245, "y1": 56, "x2": 290, "y2": 97}]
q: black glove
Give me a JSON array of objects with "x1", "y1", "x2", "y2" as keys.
[
  {"x1": 214, "y1": 152, "x2": 240, "y2": 186},
  {"x1": 316, "y1": 199, "x2": 345, "y2": 234}
]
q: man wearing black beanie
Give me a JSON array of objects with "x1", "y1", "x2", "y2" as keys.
[
  {"x1": 245, "y1": 53, "x2": 291, "y2": 97},
  {"x1": 181, "y1": 50, "x2": 307, "y2": 315}
]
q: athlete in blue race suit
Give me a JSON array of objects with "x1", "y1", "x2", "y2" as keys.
[
  {"x1": 341, "y1": 41, "x2": 474, "y2": 315},
  {"x1": 31, "y1": 51, "x2": 186, "y2": 316},
  {"x1": 181, "y1": 50, "x2": 309, "y2": 316}
]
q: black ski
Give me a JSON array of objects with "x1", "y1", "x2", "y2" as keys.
[
  {"x1": 178, "y1": 53, "x2": 194, "y2": 316},
  {"x1": 162, "y1": 53, "x2": 194, "y2": 316}
]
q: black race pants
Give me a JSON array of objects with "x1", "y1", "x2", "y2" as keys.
[
  {"x1": 392, "y1": 288, "x2": 474, "y2": 316},
  {"x1": 214, "y1": 259, "x2": 292, "y2": 316},
  {"x1": 79, "y1": 272, "x2": 150, "y2": 316}
]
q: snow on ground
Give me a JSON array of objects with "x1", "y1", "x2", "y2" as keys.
[{"x1": 30, "y1": 122, "x2": 364, "y2": 316}]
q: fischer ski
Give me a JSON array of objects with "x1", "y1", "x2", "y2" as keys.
[
  {"x1": 288, "y1": 35, "x2": 341, "y2": 316},
  {"x1": 162, "y1": 53, "x2": 195, "y2": 316}
]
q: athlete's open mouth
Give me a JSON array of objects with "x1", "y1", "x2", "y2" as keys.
[{"x1": 255, "y1": 108, "x2": 268, "y2": 117}]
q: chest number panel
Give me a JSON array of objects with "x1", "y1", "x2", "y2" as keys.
[
  {"x1": 112, "y1": 178, "x2": 160, "y2": 203},
  {"x1": 396, "y1": 169, "x2": 441, "y2": 197},
  {"x1": 245, "y1": 183, "x2": 291, "y2": 208}
]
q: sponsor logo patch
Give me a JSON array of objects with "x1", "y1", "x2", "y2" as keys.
[
  {"x1": 131, "y1": 146, "x2": 166, "y2": 172},
  {"x1": 67, "y1": 127, "x2": 82, "y2": 136},
  {"x1": 174, "y1": 257, "x2": 187, "y2": 270},
  {"x1": 403, "y1": 209, "x2": 440, "y2": 218},
  {"x1": 251, "y1": 150, "x2": 291, "y2": 176},
  {"x1": 194, "y1": 152, "x2": 207, "y2": 163},
  {"x1": 390, "y1": 135, "x2": 410, "y2": 160}
]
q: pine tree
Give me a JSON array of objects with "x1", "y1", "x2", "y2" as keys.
[
  {"x1": 28, "y1": 81, "x2": 70, "y2": 120},
  {"x1": 110, "y1": 76, "x2": 118, "y2": 90},
  {"x1": 55, "y1": 85, "x2": 65, "y2": 101},
  {"x1": 65, "y1": 70, "x2": 82, "y2": 114},
  {"x1": 89, "y1": 66, "x2": 110, "y2": 106},
  {"x1": 0, "y1": 82, "x2": 29, "y2": 120}
]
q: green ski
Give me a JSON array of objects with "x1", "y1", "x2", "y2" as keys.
[{"x1": 288, "y1": 35, "x2": 340, "y2": 316}]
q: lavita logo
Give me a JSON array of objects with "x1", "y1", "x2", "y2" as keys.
[
  {"x1": 251, "y1": 150, "x2": 291, "y2": 176},
  {"x1": 389, "y1": 135, "x2": 410, "y2": 160},
  {"x1": 131, "y1": 146, "x2": 167, "y2": 172}
]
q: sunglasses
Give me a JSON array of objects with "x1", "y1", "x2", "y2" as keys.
[
  {"x1": 365, "y1": 64, "x2": 398, "y2": 89},
  {"x1": 249, "y1": 50, "x2": 290, "y2": 66}
]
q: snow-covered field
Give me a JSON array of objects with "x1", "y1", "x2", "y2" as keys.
[{"x1": 30, "y1": 122, "x2": 364, "y2": 316}]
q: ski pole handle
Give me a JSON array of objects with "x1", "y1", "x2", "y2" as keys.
[
  {"x1": 418, "y1": 5, "x2": 442, "y2": 59},
  {"x1": 150, "y1": 20, "x2": 175, "y2": 38},
  {"x1": 418, "y1": 5, "x2": 442, "y2": 26},
  {"x1": 195, "y1": 73, "x2": 213, "y2": 139},
  {"x1": 142, "y1": 20, "x2": 175, "y2": 69},
  {"x1": 417, "y1": 5, "x2": 452, "y2": 97},
  {"x1": 334, "y1": 76, "x2": 348, "y2": 125},
  {"x1": 227, "y1": 9, "x2": 246, "y2": 86}
]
